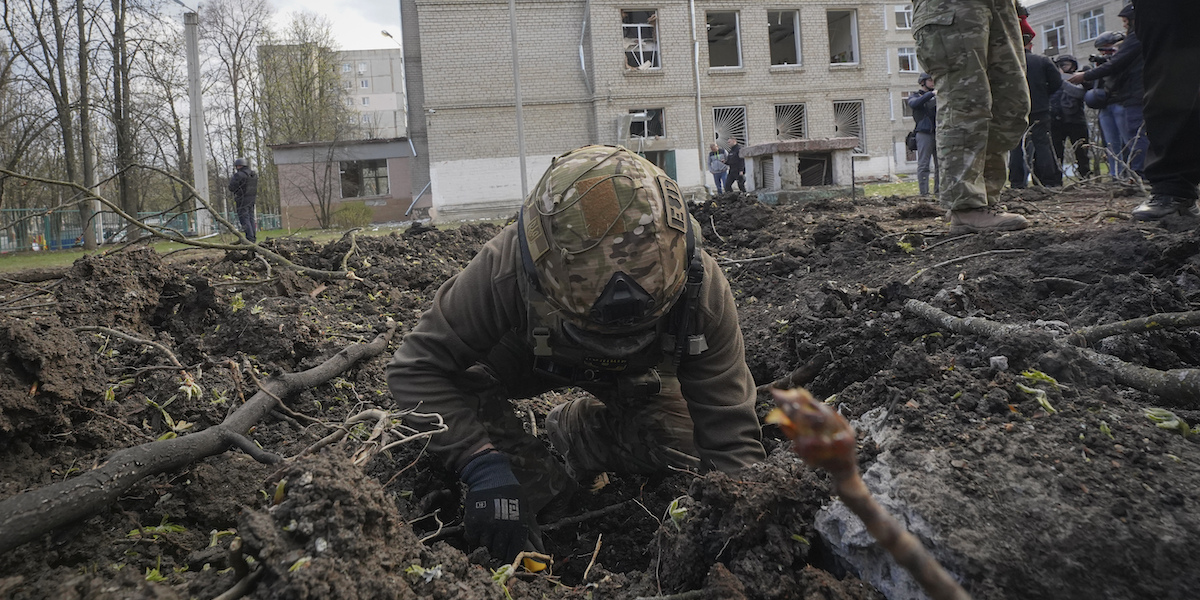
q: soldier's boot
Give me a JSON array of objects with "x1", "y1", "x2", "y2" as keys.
[
  {"x1": 1131, "y1": 195, "x2": 1200, "y2": 221},
  {"x1": 948, "y1": 206, "x2": 1029, "y2": 234}
]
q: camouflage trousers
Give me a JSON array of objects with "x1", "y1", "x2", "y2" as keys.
[
  {"x1": 913, "y1": 0, "x2": 1030, "y2": 210},
  {"x1": 466, "y1": 336, "x2": 700, "y2": 515}
]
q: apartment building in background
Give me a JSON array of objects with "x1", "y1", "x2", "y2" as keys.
[
  {"x1": 403, "y1": 0, "x2": 922, "y2": 222},
  {"x1": 1027, "y1": 0, "x2": 1129, "y2": 61}
]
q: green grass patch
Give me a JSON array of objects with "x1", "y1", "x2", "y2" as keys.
[{"x1": 864, "y1": 180, "x2": 920, "y2": 197}]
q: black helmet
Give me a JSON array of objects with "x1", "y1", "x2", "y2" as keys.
[
  {"x1": 1054, "y1": 54, "x2": 1078, "y2": 67},
  {"x1": 1118, "y1": 4, "x2": 1134, "y2": 20},
  {"x1": 1084, "y1": 88, "x2": 1109, "y2": 109},
  {"x1": 1094, "y1": 31, "x2": 1125, "y2": 49},
  {"x1": 917, "y1": 72, "x2": 932, "y2": 86},
  {"x1": 233, "y1": 157, "x2": 248, "y2": 167}
]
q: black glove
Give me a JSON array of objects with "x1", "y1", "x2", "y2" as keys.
[{"x1": 460, "y1": 450, "x2": 528, "y2": 562}]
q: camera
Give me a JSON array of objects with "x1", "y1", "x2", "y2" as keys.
[{"x1": 1088, "y1": 54, "x2": 1109, "y2": 65}]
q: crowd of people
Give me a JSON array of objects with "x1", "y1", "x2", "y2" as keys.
[{"x1": 909, "y1": 0, "x2": 1199, "y2": 229}]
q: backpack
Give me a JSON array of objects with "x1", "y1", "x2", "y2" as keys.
[{"x1": 905, "y1": 130, "x2": 918, "y2": 152}]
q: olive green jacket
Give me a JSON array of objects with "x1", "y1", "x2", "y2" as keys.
[{"x1": 386, "y1": 224, "x2": 766, "y2": 474}]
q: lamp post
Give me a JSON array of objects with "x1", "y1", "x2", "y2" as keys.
[{"x1": 174, "y1": 0, "x2": 213, "y2": 235}]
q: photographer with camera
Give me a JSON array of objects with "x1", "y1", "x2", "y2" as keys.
[
  {"x1": 1083, "y1": 33, "x2": 1125, "y2": 179},
  {"x1": 1070, "y1": 5, "x2": 1146, "y2": 178}
]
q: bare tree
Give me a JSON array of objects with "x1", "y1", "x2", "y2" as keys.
[
  {"x1": 257, "y1": 12, "x2": 354, "y2": 228},
  {"x1": 201, "y1": 0, "x2": 270, "y2": 160}
]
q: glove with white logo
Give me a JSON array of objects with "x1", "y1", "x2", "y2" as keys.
[{"x1": 460, "y1": 450, "x2": 528, "y2": 562}]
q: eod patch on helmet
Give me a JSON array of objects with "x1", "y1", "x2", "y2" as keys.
[{"x1": 519, "y1": 145, "x2": 695, "y2": 340}]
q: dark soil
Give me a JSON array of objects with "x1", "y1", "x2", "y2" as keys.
[{"x1": 2, "y1": 183, "x2": 1198, "y2": 600}]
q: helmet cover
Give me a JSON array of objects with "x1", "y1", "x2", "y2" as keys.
[
  {"x1": 521, "y1": 145, "x2": 690, "y2": 334},
  {"x1": 1094, "y1": 31, "x2": 1125, "y2": 49}
]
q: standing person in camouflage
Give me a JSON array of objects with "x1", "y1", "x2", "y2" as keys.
[
  {"x1": 913, "y1": 0, "x2": 1031, "y2": 234},
  {"x1": 386, "y1": 145, "x2": 766, "y2": 563}
]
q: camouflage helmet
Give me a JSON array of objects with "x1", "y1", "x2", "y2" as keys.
[{"x1": 519, "y1": 145, "x2": 693, "y2": 336}]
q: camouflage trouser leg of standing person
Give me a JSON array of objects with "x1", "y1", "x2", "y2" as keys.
[{"x1": 913, "y1": 0, "x2": 1030, "y2": 211}]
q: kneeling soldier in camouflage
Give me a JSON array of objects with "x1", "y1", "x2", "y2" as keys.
[{"x1": 386, "y1": 145, "x2": 767, "y2": 562}]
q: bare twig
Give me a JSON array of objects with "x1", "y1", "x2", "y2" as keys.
[
  {"x1": 716, "y1": 253, "x2": 783, "y2": 266},
  {"x1": 583, "y1": 534, "x2": 603, "y2": 581},
  {"x1": 73, "y1": 326, "x2": 186, "y2": 370},
  {"x1": 756, "y1": 352, "x2": 830, "y2": 392},
  {"x1": 768, "y1": 387, "x2": 970, "y2": 600},
  {"x1": 708, "y1": 215, "x2": 725, "y2": 243},
  {"x1": 924, "y1": 234, "x2": 974, "y2": 251},
  {"x1": 905, "y1": 249, "x2": 1027, "y2": 285}
]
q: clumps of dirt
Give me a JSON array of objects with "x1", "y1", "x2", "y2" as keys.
[
  {"x1": 0, "y1": 318, "x2": 103, "y2": 436},
  {"x1": 3, "y1": 183, "x2": 1200, "y2": 600},
  {"x1": 182, "y1": 452, "x2": 502, "y2": 600},
  {"x1": 655, "y1": 450, "x2": 882, "y2": 600}
]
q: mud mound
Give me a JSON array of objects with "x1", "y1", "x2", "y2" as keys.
[{"x1": 2, "y1": 183, "x2": 1199, "y2": 600}]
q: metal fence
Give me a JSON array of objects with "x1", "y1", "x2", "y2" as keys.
[{"x1": 0, "y1": 208, "x2": 281, "y2": 254}]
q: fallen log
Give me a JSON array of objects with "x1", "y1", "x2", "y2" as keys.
[
  {"x1": 903, "y1": 300, "x2": 1200, "y2": 406},
  {"x1": 0, "y1": 322, "x2": 397, "y2": 555}
]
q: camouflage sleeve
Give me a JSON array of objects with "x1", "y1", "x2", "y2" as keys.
[
  {"x1": 677, "y1": 251, "x2": 767, "y2": 473},
  {"x1": 385, "y1": 225, "x2": 526, "y2": 472}
]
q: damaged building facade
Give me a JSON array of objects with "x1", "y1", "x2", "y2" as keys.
[{"x1": 402, "y1": 0, "x2": 924, "y2": 222}]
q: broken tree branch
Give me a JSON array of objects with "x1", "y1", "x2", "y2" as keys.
[
  {"x1": 904, "y1": 300, "x2": 1200, "y2": 405},
  {"x1": 768, "y1": 387, "x2": 970, "y2": 600},
  {"x1": 905, "y1": 250, "x2": 1027, "y2": 285},
  {"x1": 1069, "y1": 310, "x2": 1200, "y2": 346},
  {"x1": 73, "y1": 325, "x2": 186, "y2": 370},
  {"x1": 0, "y1": 322, "x2": 397, "y2": 555},
  {"x1": 757, "y1": 352, "x2": 830, "y2": 392}
]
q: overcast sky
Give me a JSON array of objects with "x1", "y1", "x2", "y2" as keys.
[{"x1": 268, "y1": 0, "x2": 403, "y2": 51}]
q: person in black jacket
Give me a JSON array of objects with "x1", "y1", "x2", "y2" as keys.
[
  {"x1": 1009, "y1": 35, "x2": 1063, "y2": 187},
  {"x1": 1049, "y1": 55, "x2": 1092, "y2": 179},
  {"x1": 1069, "y1": 5, "x2": 1147, "y2": 177},
  {"x1": 908, "y1": 73, "x2": 939, "y2": 196},
  {"x1": 228, "y1": 157, "x2": 258, "y2": 243},
  {"x1": 1129, "y1": 0, "x2": 1200, "y2": 220}
]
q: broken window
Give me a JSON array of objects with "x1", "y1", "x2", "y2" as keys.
[
  {"x1": 833, "y1": 100, "x2": 865, "y2": 153},
  {"x1": 340, "y1": 159, "x2": 389, "y2": 198},
  {"x1": 900, "y1": 92, "x2": 914, "y2": 118},
  {"x1": 629, "y1": 108, "x2": 665, "y2": 138},
  {"x1": 775, "y1": 104, "x2": 807, "y2": 140},
  {"x1": 357, "y1": 62, "x2": 367, "y2": 74},
  {"x1": 622, "y1": 10, "x2": 660, "y2": 70},
  {"x1": 707, "y1": 11, "x2": 742, "y2": 68},
  {"x1": 1043, "y1": 20, "x2": 1066, "y2": 53},
  {"x1": 713, "y1": 106, "x2": 747, "y2": 146},
  {"x1": 894, "y1": 5, "x2": 912, "y2": 30},
  {"x1": 898, "y1": 47, "x2": 918, "y2": 73},
  {"x1": 768, "y1": 10, "x2": 800, "y2": 66},
  {"x1": 827, "y1": 10, "x2": 859, "y2": 65}
]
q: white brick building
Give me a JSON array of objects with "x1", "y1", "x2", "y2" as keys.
[
  {"x1": 1026, "y1": 0, "x2": 1129, "y2": 61},
  {"x1": 402, "y1": 0, "x2": 921, "y2": 222}
]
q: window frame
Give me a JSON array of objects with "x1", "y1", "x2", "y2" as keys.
[
  {"x1": 827, "y1": 9, "x2": 860, "y2": 65},
  {"x1": 706, "y1": 11, "x2": 743, "y2": 69},
  {"x1": 767, "y1": 10, "x2": 802, "y2": 66},
  {"x1": 894, "y1": 5, "x2": 913, "y2": 30},
  {"x1": 339, "y1": 159, "x2": 390, "y2": 199},
  {"x1": 622, "y1": 9, "x2": 661, "y2": 70},
  {"x1": 774, "y1": 103, "x2": 807, "y2": 140},
  {"x1": 628, "y1": 108, "x2": 665, "y2": 138},
  {"x1": 897, "y1": 46, "x2": 918, "y2": 73},
  {"x1": 1079, "y1": 9, "x2": 1104, "y2": 42},
  {"x1": 1043, "y1": 19, "x2": 1066, "y2": 52}
]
